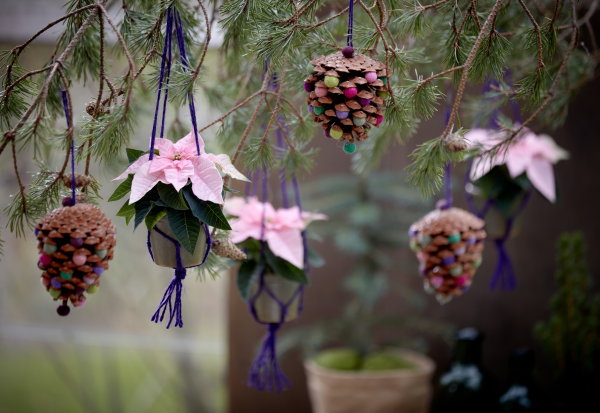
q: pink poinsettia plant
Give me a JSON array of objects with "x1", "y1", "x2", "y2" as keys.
[
  {"x1": 225, "y1": 196, "x2": 326, "y2": 269},
  {"x1": 467, "y1": 127, "x2": 568, "y2": 202},
  {"x1": 109, "y1": 132, "x2": 248, "y2": 253}
]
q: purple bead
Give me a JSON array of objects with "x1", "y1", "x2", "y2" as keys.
[
  {"x1": 308, "y1": 105, "x2": 314, "y2": 114},
  {"x1": 93, "y1": 266, "x2": 104, "y2": 275},
  {"x1": 466, "y1": 236, "x2": 477, "y2": 246},
  {"x1": 419, "y1": 263, "x2": 427, "y2": 276},
  {"x1": 336, "y1": 110, "x2": 349, "y2": 119},
  {"x1": 83, "y1": 276, "x2": 95, "y2": 285},
  {"x1": 62, "y1": 197, "x2": 74, "y2": 207},
  {"x1": 342, "y1": 46, "x2": 355, "y2": 58},
  {"x1": 34, "y1": 228, "x2": 40, "y2": 236},
  {"x1": 303, "y1": 82, "x2": 313, "y2": 92},
  {"x1": 442, "y1": 256, "x2": 456, "y2": 266},
  {"x1": 358, "y1": 98, "x2": 371, "y2": 106},
  {"x1": 50, "y1": 278, "x2": 62, "y2": 289},
  {"x1": 57, "y1": 305, "x2": 70, "y2": 316},
  {"x1": 70, "y1": 238, "x2": 84, "y2": 247}
]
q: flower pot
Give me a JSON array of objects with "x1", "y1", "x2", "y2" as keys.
[
  {"x1": 149, "y1": 217, "x2": 208, "y2": 268},
  {"x1": 305, "y1": 349, "x2": 435, "y2": 413},
  {"x1": 250, "y1": 273, "x2": 301, "y2": 323}
]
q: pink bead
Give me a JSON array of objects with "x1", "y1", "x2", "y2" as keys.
[
  {"x1": 74, "y1": 296, "x2": 86, "y2": 307},
  {"x1": 455, "y1": 276, "x2": 469, "y2": 286},
  {"x1": 365, "y1": 72, "x2": 377, "y2": 83},
  {"x1": 315, "y1": 87, "x2": 328, "y2": 98},
  {"x1": 344, "y1": 87, "x2": 358, "y2": 98},
  {"x1": 41, "y1": 277, "x2": 50, "y2": 288},
  {"x1": 416, "y1": 251, "x2": 428, "y2": 261},
  {"x1": 375, "y1": 115, "x2": 384, "y2": 125},
  {"x1": 430, "y1": 276, "x2": 444, "y2": 289},
  {"x1": 39, "y1": 254, "x2": 52, "y2": 266},
  {"x1": 72, "y1": 254, "x2": 87, "y2": 266}
]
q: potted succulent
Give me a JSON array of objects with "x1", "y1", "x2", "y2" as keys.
[
  {"x1": 224, "y1": 196, "x2": 326, "y2": 323},
  {"x1": 278, "y1": 173, "x2": 448, "y2": 413},
  {"x1": 110, "y1": 131, "x2": 248, "y2": 266}
]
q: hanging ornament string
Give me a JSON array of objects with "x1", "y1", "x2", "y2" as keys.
[
  {"x1": 146, "y1": 6, "x2": 211, "y2": 328},
  {"x1": 246, "y1": 71, "x2": 307, "y2": 392},
  {"x1": 60, "y1": 89, "x2": 77, "y2": 205},
  {"x1": 346, "y1": 0, "x2": 354, "y2": 48},
  {"x1": 439, "y1": 106, "x2": 453, "y2": 210}
]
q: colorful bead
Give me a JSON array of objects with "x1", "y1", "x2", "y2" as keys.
[
  {"x1": 450, "y1": 265, "x2": 463, "y2": 277},
  {"x1": 455, "y1": 276, "x2": 469, "y2": 286},
  {"x1": 87, "y1": 285, "x2": 99, "y2": 294},
  {"x1": 379, "y1": 76, "x2": 388, "y2": 85},
  {"x1": 342, "y1": 46, "x2": 355, "y2": 58},
  {"x1": 375, "y1": 115, "x2": 384, "y2": 126},
  {"x1": 60, "y1": 271, "x2": 72, "y2": 280},
  {"x1": 430, "y1": 276, "x2": 444, "y2": 288},
  {"x1": 73, "y1": 254, "x2": 87, "y2": 266},
  {"x1": 43, "y1": 243, "x2": 57, "y2": 254},
  {"x1": 70, "y1": 238, "x2": 84, "y2": 247},
  {"x1": 365, "y1": 72, "x2": 377, "y2": 83},
  {"x1": 324, "y1": 76, "x2": 339, "y2": 88},
  {"x1": 418, "y1": 263, "x2": 427, "y2": 276},
  {"x1": 83, "y1": 276, "x2": 95, "y2": 285},
  {"x1": 454, "y1": 246, "x2": 466, "y2": 255},
  {"x1": 419, "y1": 234, "x2": 432, "y2": 245},
  {"x1": 473, "y1": 258, "x2": 482, "y2": 268},
  {"x1": 308, "y1": 105, "x2": 314, "y2": 114},
  {"x1": 377, "y1": 90, "x2": 390, "y2": 99},
  {"x1": 34, "y1": 228, "x2": 40, "y2": 236},
  {"x1": 313, "y1": 106, "x2": 325, "y2": 115},
  {"x1": 61, "y1": 197, "x2": 74, "y2": 207},
  {"x1": 343, "y1": 142, "x2": 356, "y2": 154},
  {"x1": 74, "y1": 296, "x2": 86, "y2": 307},
  {"x1": 93, "y1": 266, "x2": 105, "y2": 275},
  {"x1": 466, "y1": 236, "x2": 477, "y2": 246},
  {"x1": 303, "y1": 81, "x2": 313, "y2": 92},
  {"x1": 57, "y1": 304, "x2": 70, "y2": 316},
  {"x1": 344, "y1": 87, "x2": 358, "y2": 98},
  {"x1": 409, "y1": 239, "x2": 419, "y2": 251},
  {"x1": 442, "y1": 256, "x2": 456, "y2": 266},
  {"x1": 41, "y1": 277, "x2": 50, "y2": 288},
  {"x1": 49, "y1": 289, "x2": 61, "y2": 299},
  {"x1": 353, "y1": 116, "x2": 366, "y2": 126},
  {"x1": 315, "y1": 87, "x2": 328, "y2": 97},
  {"x1": 50, "y1": 278, "x2": 62, "y2": 289},
  {"x1": 336, "y1": 110, "x2": 349, "y2": 119},
  {"x1": 329, "y1": 128, "x2": 343, "y2": 140},
  {"x1": 358, "y1": 98, "x2": 371, "y2": 106},
  {"x1": 95, "y1": 249, "x2": 107, "y2": 259},
  {"x1": 448, "y1": 233, "x2": 461, "y2": 244},
  {"x1": 39, "y1": 254, "x2": 52, "y2": 266}
]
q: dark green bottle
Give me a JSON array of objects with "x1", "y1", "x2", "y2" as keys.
[
  {"x1": 432, "y1": 327, "x2": 494, "y2": 413},
  {"x1": 497, "y1": 348, "x2": 536, "y2": 412}
]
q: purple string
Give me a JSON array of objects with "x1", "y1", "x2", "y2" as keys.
[
  {"x1": 159, "y1": 16, "x2": 173, "y2": 139},
  {"x1": 347, "y1": 0, "x2": 354, "y2": 47},
  {"x1": 60, "y1": 90, "x2": 76, "y2": 204}
]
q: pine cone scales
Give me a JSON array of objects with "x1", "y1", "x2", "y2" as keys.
[
  {"x1": 36, "y1": 203, "x2": 116, "y2": 315},
  {"x1": 305, "y1": 51, "x2": 389, "y2": 151},
  {"x1": 409, "y1": 207, "x2": 486, "y2": 304}
]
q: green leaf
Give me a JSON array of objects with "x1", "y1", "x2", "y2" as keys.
[
  {"x1": 237, "y1": 259, "x2": 264, "y2": 300},
  {"x1": 166, "y1": 209, "x2": 201, "y2": 254},
  {"x1": 183, "y1": 187, "x2": 232, "y2": 230},
  {"x1": 157, "y1": 182, "x2": 188, "y2": 210},
  {"x1": 134, "y1": 200, "x2": 153, "y2": 229},
  {"x1": 108, "y1": 175, "x2": 133, "y2": 202},
  {"x1": 145, "y1": 205, "x2": 167, "y2": 230},
  {"x1": 264, "y1": 248, "x2": 308, "y2": 284},
  {"x1": 126, "y1": 148, "x2": 146, "y2": 164},
  {"x1": 224, "y1": 186, "x2": 241, "y2": 193},
  {"x1": 116, "y1": 201, "x2": 136, "y2": 225}
]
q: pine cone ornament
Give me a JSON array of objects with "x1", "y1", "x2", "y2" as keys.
[
  {"x1": 36, "y1": 202, "x2": 116, "y2": 316},
  {"x1": 211, "y1": 238, "x2": 247, "y2": 260},
  {"x1": 304, "y1": 49, "x2": 388, "y2": 153},
  {"x1": 409, "y1": 207, "x2": 486, "y2": 304}
]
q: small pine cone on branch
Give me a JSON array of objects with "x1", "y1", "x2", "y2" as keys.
[{"x1": 212, "y1": 239, "x2": 247, "y2": 260}]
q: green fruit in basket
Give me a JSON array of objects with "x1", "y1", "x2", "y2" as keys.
[
  {"x1": 313, "y1": 348, "x2": 361, "y2": 371},
  {"x1": 361, "y1": 353, "x2": 414, "y2": 371}
]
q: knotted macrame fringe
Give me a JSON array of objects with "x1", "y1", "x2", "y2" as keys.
[
  {"x1": 248, "y1": 323, "x2": 290, "y2": 392},
  {"x1": 489, "y1": 238, "x2": 516, "y2": 290}
]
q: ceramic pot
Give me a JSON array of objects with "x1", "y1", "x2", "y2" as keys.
[{"x1": 149, "y1": 217, "x2": 208, "y2": 268}]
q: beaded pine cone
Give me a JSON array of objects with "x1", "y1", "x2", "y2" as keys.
[
  {"x1": 36, "y1": 203, "x2": 116, "y2": 316},
  {"x1": 304, "y1": 50, "x2": 389, "y2": 151},
  {"x1": 409, "y1": 207, "x2": 486, "y2": 304}
]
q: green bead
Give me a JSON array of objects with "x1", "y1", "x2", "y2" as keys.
[
  {"x1": 343, "y1": 142, "x2": 356, "y2": 154},
  {"x1": 324, "y1": 76, "x2": 339, "y2": 88},
  {"x1": 95, "y1": 249, "x2": 107, "y2": 259},
  {"x1": 409, "y1": 239, "x2": 419, "y2": 251},
  {"x1": 87, "y1": 285, "x2": 99, "y2": 294},
  {"x1": 379, "y1": 76, "x2": 388, "y2": 85},
  {"x1": 448, "y1": 233, "x2": 461, "y2": 244},
  {"x1": 377, "y1": 90, "x2": 390, "y2": 99},
  {"x1": 419, "y1": 234, "x2": 432, "y2": 245},
  {"x1": 353, "y1": 116, "x2": 366, "y2": 126},
  {"x1": 313, "y1": 106, "x2": 325, "y2": 115},
  {"x1": 60, "y1": 271, "x2": 72, "y2": 280},
  {"x1": 49, "y1": 289, "x2": 61, "y2": 298},
  {"x1": 43, "y1": 243, "x2": 57, "y2": 254},
  {"x1": 474, "y1": 258, "x2": 482, "y2": 268},
  {"x1": 330, "y1": 128, "x2": 343, "y2": 140},
  {"x1": 450, "y1": 266, "x2": 463, "y2": 277}
]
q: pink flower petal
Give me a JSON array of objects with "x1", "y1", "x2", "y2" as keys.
[
  {"x1": 177, "y1": 131, "x2": 205, "y2": 156},
  {"x1": 526, "y1": 157, "x2": 556, "y2": 202},
  {"x1": 154, "y1": 138, "x2": 177, "y2": 158},
  {"x1": 203, "y1": 153, "x2": 249, "y2": 182},
  {"x1": 229, "y1": 218, "x2": 263, "y2": 243},
  {"x1": 190, "y1": 157, "x2": 224, "y2": 204},
  {"x1": 129, "y1": 162, "x2": 163, "y2": 203},
  {"x1": 266, "y1": 229, "x2": 304, "y2": 269},
  {"x1": 163, "y1": 165, "x2": 192, "y2": 192},
  {"x1": 114, "y1": 154, "x2": 150, "y2": 180},
  {"x1": 148, "y1": 157, "x2": 174, "y2": 174}
]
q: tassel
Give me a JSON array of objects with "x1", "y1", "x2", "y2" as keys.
[
  {"x1": 248, "y1": 323, "x2": 290, "y2": 392},
  {"x1": 489, "y1": 238, "x2": 516, "y2": 290}
]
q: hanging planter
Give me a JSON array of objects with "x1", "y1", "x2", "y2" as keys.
[
  {"x1": 466, "y1": 127, "x2": 568, "y2": 289},
  {"x1": 249, "y1": 273, "x2": 302, "y2": 323},
  {"x1": 109, "y1": 6, "x2": 247, "y2": 328}
]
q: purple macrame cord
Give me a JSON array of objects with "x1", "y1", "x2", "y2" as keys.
[
  {"x1": 347, "y1": 0, "x2": 354, "y2": 47},
  {"x1": 60, "y1": 90, "x2": 77, "y2": 204}
]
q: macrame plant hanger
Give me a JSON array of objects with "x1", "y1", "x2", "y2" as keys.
[
  {"x1": 464, "y1": 77, "x2": 529, "y2": 290},
  {"x1": 246, "y1": 73, "x2": 308, "y2": 392},
  {"x1": 145, "y1": 6, "x2": 211, "y2": 328}
]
